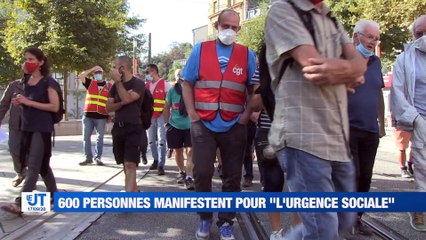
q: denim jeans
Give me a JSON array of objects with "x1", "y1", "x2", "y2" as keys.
[
  {"x1": 276, "y1": 147, "x2": 356, "y2": 240},
  {"x1": 147, "y1": 114, "x2": 166, "y2": 167},
  {"x1": 82, "y1": 116, "x2": 107, "y2": 160}
]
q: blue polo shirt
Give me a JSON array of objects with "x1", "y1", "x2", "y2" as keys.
[
  {"x1": 348, "y1": 55, "x2": 384, "y2": 133},
  {"x1": 182, "y1": 41, "x2": 257, "y2": 132}
]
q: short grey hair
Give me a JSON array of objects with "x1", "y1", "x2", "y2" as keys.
[
  {"x1": 411, "y1": 15, "x2": 426, "y2": 34},
  {"x1": 354, "y1": 20, "x2": 380, "y2": 33}
]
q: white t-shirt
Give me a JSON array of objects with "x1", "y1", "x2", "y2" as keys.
[{"x1": 148, "y1": 79, "x2": 171, "y2": 94}]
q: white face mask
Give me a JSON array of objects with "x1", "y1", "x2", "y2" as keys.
[
  {"x1": 414, "y1": 35, "x2": 426, "y2": 52},
  {"x1": 218, "y1": 28, "x2": 237, "y2": 45},
  {"x1": 145, "y1": 74, "x2": 153, "y2": 81}
]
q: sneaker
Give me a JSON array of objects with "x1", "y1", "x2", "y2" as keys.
[
  {"x1": 407, "y1": 162, "x2": 414, "y2": 175},
  {"x1": 149, "y1": 160, "x2": 158, "y2": 170},
  {"x1": 185, "y1": 177, "x2": 195, "y2": 190},
  {"x1": 353, "y1": 220, "x2": 372, "y2": 236},
  {"x1": 401, "y1": 168, "x2": 412, "y2": 178},
  {"x1": 94, "y1": 157, "x2": 104, "y2": 166},
  {"x1": 177, "y1": 172, "x2": 186, "y2": 184},
  {"x1": 219, "y1": 222, "x2": 235, "y2": 240},
  {"x1": 142, "y1": 155, "x2": 148, "y2": 165},
  {"x1": 79, "y1": 159, "x2": 93, "y2": 166},
  {"x1": 409, "y1": 212, "x2": 426, "y2": 231},
  {"x1": 167, "y1": 149, "x2": 173, "y2": 158},
  {"x1": 242, "y1": 178, "x2": 253, "y2": 188},
  {"x1": 270, "y1": 229, "x2": 284, "y2": 240},
  {"x1": 158, "y1": 167, "x2": 165, "y2": 175},
  {"x1": 195, "y1": 219, "x2": 212, "y2": 240}
]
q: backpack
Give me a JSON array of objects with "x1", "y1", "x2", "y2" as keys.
[
  {"x1": 256, "y1": 0, "x2": 338, "y2": 121},
  {"x1": 42, "y1": 77, "x2": 65, "y2": 124},
  {"x1": 140, "y1": 89, "x2": 154, "y2": 129}
]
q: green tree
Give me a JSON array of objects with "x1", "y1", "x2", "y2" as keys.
[
  {"x1": 150, "y1": 42, "x2": 192, "y2": 80},
  {"x1": 0, "y1": 1, "x2": 20, "y2": 87},
  {"x1": 3, "y1": 0, "x2": 144, "y2": 118},
  {"x1": 238, "y1": 1, "x2": 269, "y2": 53}
]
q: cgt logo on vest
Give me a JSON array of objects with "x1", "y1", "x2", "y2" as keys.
[
  {"x1": 21, "y1": 192, "x2": 51, "y2": 212},
  {"x1": 232, "y1": 65, "x2": 243, "y2": 76}
]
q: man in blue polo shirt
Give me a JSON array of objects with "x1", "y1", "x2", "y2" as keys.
[
  {"x1": 347, "y1": 19, "x2": 385, "y2": 238},
  {"x1": 182, "y1": 9, "x2": 256, "y2": 240}
]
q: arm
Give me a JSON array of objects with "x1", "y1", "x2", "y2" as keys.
[
  {"x1": 16, "y1": 86, "x2": 59, "y2": 112},
  {"x1": 78, "y1": 66, "x2": 102, "y2": 85},
  {"x1": 293, "y1": 43, "x2": 366, "y2": 86},
  {"x1": 238, "y1": 85, "x2": 254, "y2": 125},
  {"x1": 163, "y1": 102, "x2": 171, "y2": 124},
  {"x1": 114, "y1": 81, "x2": 140, "y2": 105},
  {"x1": 378, "y1": 90, "x2": 386, "y2": 137},
  {"x1": 106, "y1": 97, "x2": 123, "y2": 113},
  {"x1": 0, "y1": 81, "x2": 15, "y2": 123},
  {"x1": 182, "y1": 81, "x2": 200, "y2": 122},
  {"x1": 390, "y1": 53, "x2": 419, "y2": 130}
]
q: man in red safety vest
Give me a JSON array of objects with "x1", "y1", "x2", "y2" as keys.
[
  {"x1": 78, "y1": 66, "x2": 112, "y2": 166},
  {"x1": 181, "y1": 9, "x2": 257, "y2": 240},
  {"x1": 145, "y1": 64, "x2": 171, "y2": 175}
]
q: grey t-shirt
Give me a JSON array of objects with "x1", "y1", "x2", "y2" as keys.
[{"x1": 109, "y1": 77, "x2": 145, "y2": 124}]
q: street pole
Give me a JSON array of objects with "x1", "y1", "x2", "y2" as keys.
[
  {"x1": 133, "y1": 38, "x2": 137, "y2": 75},
  {"x1": 148, "y1": 33, "x2": 152, "y2": 64}
]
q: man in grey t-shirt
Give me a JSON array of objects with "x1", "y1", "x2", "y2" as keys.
[
  {"x1": 106, "y1": 56, "x2": 145, "y2": 192},
  {"x1": 265, "y1": 0, "x2": 366, "y2": 239}
]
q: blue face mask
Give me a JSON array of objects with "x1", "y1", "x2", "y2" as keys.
[
  {"x1": 356, "y1": 43, "x2": 373, "y2": 58},
  {"x1": 94, "y1": 73, "x2": 103, "y2": 81},
  {"x1": 145, "y1": 74, "x2": 153, "y2": 81}
]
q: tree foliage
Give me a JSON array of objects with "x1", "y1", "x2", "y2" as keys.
[
  {"x1": 149, "y1": 42, "x2": 192, "y2": 80},
  {"x1": 0, "y1": 1, "x2": 20, "y2": 86},
  {"x1": 237, "y1": 1, "x2": 269, "y2": 54},
  {"x1": 3, "y1": 0, "x2": 145, "y2": 72}
]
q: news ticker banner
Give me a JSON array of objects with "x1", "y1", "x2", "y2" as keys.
[{"x1": 21, "y1": 192, "x2": 426, "y2": 213}]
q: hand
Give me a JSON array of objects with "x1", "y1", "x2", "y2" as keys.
[
  {"x1": 302, "y1": 58, "x2": 348, "y2": 85},
  {"x1": 91, "y1": 66, "x2": 103, "y2": 73},
  {"x1": 346, "y1": 77, "x2": 364, "y2": 93},
  {"x1": 110, "y1": 69, "x2": 122, "y2": 82},
  {"x1": 379, "y1": 126, "x2": 386, "y2": 138},
  {"x1": 189, "y1": 111, "x2": 201, "y2": 123},
  {"x1": 15, "y1": 94, "x2": 31, "y2": 106},
  {"x1": 238, "y1": 114, "x2": 250, "y2": 125}
]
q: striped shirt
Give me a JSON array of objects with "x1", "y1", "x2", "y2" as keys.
[{"x1": 252, "y1": 69, "x2": 272, "y2": 129}]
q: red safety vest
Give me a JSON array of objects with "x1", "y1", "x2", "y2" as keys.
[
  {"x1": 194, "y1": 40, "x2": 248, "y2": 121},
  {"x1": 84, "y1": 80, "x2": 112, "y2": 115},
  {"x1": 146, "y1": 79, "x2": 166, "y2": 119}
]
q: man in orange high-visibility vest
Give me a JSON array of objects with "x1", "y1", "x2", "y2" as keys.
[{"x1": 78, "y1": 66, "x2": 112, "y2": 166}]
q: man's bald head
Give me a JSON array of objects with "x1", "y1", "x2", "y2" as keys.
[{"x1": 412, "y1": 15, "x2": 426, "y2": 39}]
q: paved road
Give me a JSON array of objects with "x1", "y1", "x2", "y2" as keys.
[{"x1": 1, "y1": 129, "x2": 426, "y2": 239}]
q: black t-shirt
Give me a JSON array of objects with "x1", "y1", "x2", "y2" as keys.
[
  {"x1": 22, "y1": 76, "x2": 58, "y2": 133},
  {"x1": 83, "y1": 78, "x2": 109, "y2": 119},
  {"x1": 109, "y1": 77, "x2": 145, "y2": 124}
]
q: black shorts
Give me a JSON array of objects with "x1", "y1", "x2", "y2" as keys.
[
  {"x1": 111, "y1": 123, "x2": 143, "y2": 165},
  {"x1": 166, "y1": 124, "x2": 191, "y2": 149}
]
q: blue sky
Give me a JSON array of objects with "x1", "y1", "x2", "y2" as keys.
[{"x1": 128, "y1": 0, "x2": 210, "y2": 56}]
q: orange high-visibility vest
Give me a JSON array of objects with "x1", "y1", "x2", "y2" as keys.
[
  {"x1": 194, "y1": 40, "x2": 248, "y2": 121},
  {"x1": 146, "y1": 79, "x2": 166, "y2": 119},
  {"x1": 84, "y1": 80, "x2": 112, "y2": 115}
]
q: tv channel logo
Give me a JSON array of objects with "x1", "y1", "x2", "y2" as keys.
[{"x1": 21, "y1": 192, "x2": 51, "y2": 212}]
